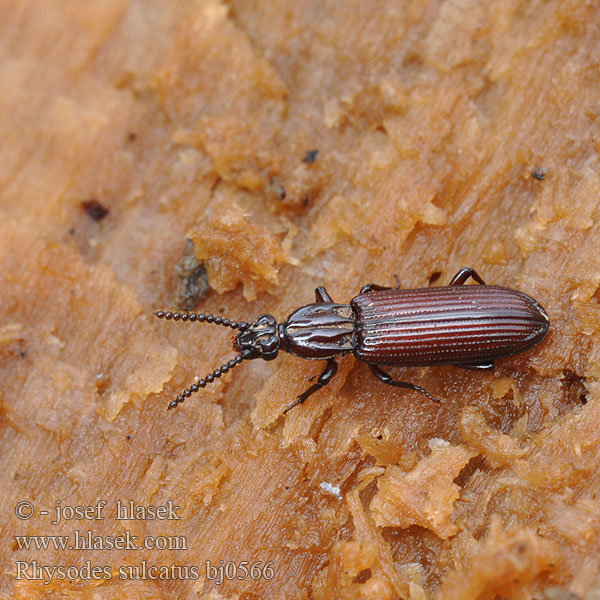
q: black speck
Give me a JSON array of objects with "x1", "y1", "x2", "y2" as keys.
[
  {"x1": 302, "y1": 149, "x2": 319, "y2": 164},
  {"x1": 81, "y1": 199, "x2": 110, "y2": 222},
  {"x1": 127, "y1": 435, "x2": 132, "y2": 440},
  {"x1": 429, "y1": 271, "x2": 442, "y2": 285},
  {"x1": 128, "y1": 132, "x2": 137, "y2": 141},
  {"x1": 531, "y1": 167, "x2": 547, "y2": 181},
  {"x1": 68, "y1": 228, "x2": 75, "y2": 236},
  {"x1": 20, "y1": 351, "x2": 26, "y2": 359},
  {"x1": 284, "y1": 486, "x2": 289, "y2": 490},
  {"x1": 268, "y1": 176, "x2": 286, "y2": 200}
]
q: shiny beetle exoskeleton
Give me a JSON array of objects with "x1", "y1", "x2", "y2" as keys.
[{"x1": 155, "y1": 268, "x2": 550, "y2": 413}]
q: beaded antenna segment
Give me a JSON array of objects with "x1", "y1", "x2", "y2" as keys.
[{"x1": 154, "y1": 310, "x2": 252, "y2": 409}]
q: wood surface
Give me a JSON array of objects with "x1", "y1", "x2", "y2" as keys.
[{"x1": 1, "y1": 1, "x2": 599, "y2": 599}]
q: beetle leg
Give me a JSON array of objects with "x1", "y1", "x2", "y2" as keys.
[
  {"x1": 454, "y1": 360, "x2": 495, "y2": 371},
  {"x1": 283, "y1": 358, "x2": 338, "y2": 413},
  {"x1": 368, "y1": 364, "x2": 440, "y2": 403},
  {"x1": 315, "y1": 286, "x2": 334, "y2": 303},
  {"x1": 360, "y1": 274, "x2": 401, "y2": 295},
  {"x1": 449, "y1": 267, "x2": 486, "y2": 286}
]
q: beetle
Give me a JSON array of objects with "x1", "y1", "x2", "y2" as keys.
[{"x1": 155, "y1": 268, "x2": 550, "y2": 413}]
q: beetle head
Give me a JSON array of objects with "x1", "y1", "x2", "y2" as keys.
[
  {"x1": 154, "y1": 308, "x2": 280, "y2": 409},
  {"x1": 234, "y1": 314, "x2": 280, "y2": 360}
]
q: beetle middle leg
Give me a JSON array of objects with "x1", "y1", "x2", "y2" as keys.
[
  {"x1": 449, "y1": 267, "x2": 486, "y2": 286},
  {"x1": 283, "y1": 358, "x2": 338, "y2": 413},
  {"x1": 360, "y1": 274, "x2": 401, "y2": 295},
  {"x1": 368, "y1": 364, "x2": 440, "y2": 403}
]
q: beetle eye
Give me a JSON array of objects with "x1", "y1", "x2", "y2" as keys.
[
  {"x1": 255, "y1": 332, "x2": 279, "y2": 361},
  {"x1": 260, "y1": 336, "x2": 278, "y2": 354},
  {"x1": 265, "y1": 334, "x2": 277, "y2": 347}
]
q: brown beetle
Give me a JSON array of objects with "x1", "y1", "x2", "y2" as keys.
[{"x1": 155, "y1": 268, "x2": 549, "y2": 412}]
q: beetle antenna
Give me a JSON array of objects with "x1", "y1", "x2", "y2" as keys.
[
  {"x1": 154, "y1": 310, "x2": 249, "y2": 331},
  {"x1": 167, "y1": 348, "x2": 254, "y2": 410}
]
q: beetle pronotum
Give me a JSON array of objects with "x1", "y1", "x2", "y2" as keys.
[{"x1": 155, "y1": 268, "x2": 549, "y2": 413}]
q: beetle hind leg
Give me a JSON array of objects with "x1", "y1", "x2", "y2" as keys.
[
  {"x1": 283, "y1": 358, "x2": 338, "y2": 413},
  {"x1": 454, "y1": 360, "x2": 495, "y2": 371},
  {"x1": 368, "y1": 364, "x2": 440, "y2": 403}
]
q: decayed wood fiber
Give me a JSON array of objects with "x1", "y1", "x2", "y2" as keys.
[{"x1": 1, "y1": 1, "x2": 600, "y2": 599}]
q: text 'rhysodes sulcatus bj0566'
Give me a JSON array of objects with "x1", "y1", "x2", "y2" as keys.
[{"x1": 155, "y1": 268, "x2": 550, "y2": 413}]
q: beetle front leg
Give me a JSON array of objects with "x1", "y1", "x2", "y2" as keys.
[
  {"x1": 360, "y1": 274, "x2": 401, "y2": 295},
  {"x1": 368, "y1": 364, "x2": 440, "y2": 403},
  {"x1": 315, "y1": 286, "x2": 334, "y2": 303},
  {"x1": 283, "y1": 358, "x2": 338, "y2": 413},
  {"x1": 449, "y1": 267, "x2": 486, "y2": 286}
]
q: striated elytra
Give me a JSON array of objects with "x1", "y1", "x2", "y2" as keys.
[{"x1": 155, "y1": 268, "x2": 549, "y2": 413}]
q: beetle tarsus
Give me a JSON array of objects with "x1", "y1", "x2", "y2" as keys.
[
  {"x1": 449, "y1": 267, "x2": 486, "y2": 286},
  {"x1": 368, "y1": 364, "x2": 440, "y2": 403},
  {"x1": 283, "y1": 358, "x2": 338, "y2": 413},
  {"x1": 282, "y1": 397, "x2": 303, "y2": 414}
]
